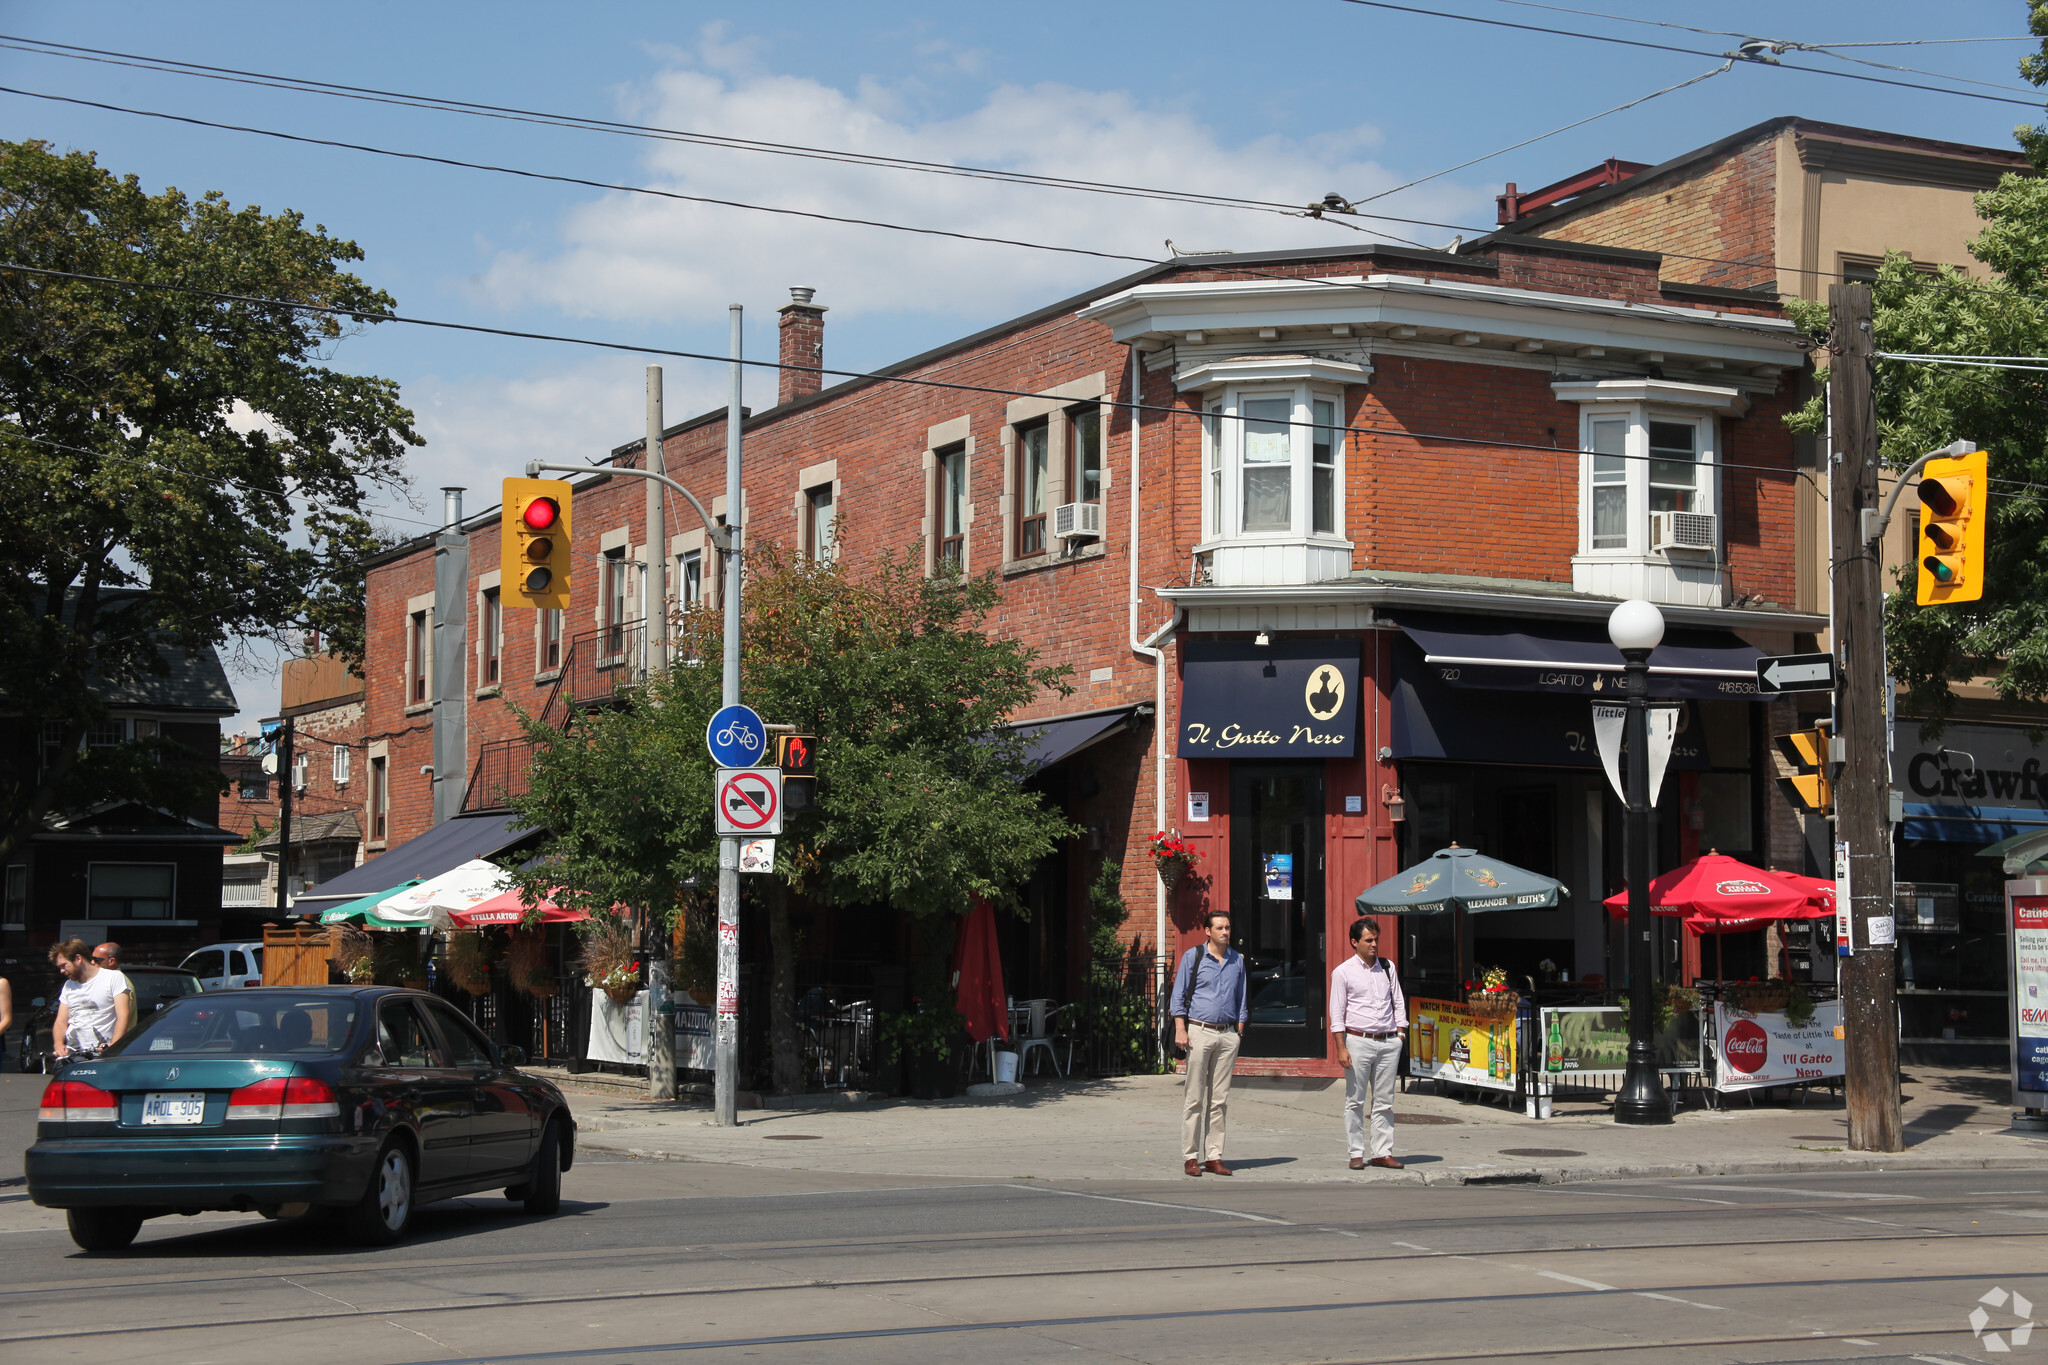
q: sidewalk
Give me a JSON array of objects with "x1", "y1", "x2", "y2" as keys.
[{"x1": 554, "y1": 1063, "x2": 2048, "y2": 1187}]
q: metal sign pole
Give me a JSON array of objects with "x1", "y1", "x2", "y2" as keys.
[{"x1": 715, "y1": 304, "x2": 744, "y2": 1128}]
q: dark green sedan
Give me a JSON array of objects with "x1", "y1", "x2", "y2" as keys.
[{"x1": 27, "y1": 986, "x2": 576, "y2": 1251}]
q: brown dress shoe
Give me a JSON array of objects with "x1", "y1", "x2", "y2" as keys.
[
  {"x1": 1348, "y1": 1157, "x2": 1366, "y2": 1170},
  {"x1": 1203, "y1": 1159, "x2": 1233, "y2": 1176},
  {"x1": 1184, "y1": 1159, "x2": 1203, "y2": 1177},
  {"x1": 1367, "y1": 1156, "x2": 1404, "y2": 1170}
]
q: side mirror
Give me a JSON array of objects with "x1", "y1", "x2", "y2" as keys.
[{"x1": 497, "y1": 1045, "x2": 527, "y2": 1069}]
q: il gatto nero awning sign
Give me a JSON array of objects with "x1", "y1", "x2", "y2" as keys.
[{"x1": 1179, "y1": 639, "x2": 1360, "y2": 758}]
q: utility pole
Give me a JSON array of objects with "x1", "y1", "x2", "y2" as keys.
[
  {"x1": 1828, "y1": 281, "x2": 1904, "y2": 1154},
  {"x1": 644, "y1": 365, "x2": 676, "y2": 1102},
  {"x1": 274, "y1": 717, "x2": 294, "y2": 917},
  {"x1": 715, "y1": 304, "x2": 744, "y2": 1128}
]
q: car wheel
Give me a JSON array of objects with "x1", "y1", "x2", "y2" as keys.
[
  {"x1": 68, "y1": 1207, "x2": 143, "y2": 1252},
  {"x1": 345, "y1": 1139, "x2": 416, "y2": 1246},
  {"x1": 523, "y1": 1121, "x2": 563, "y2": 1216}
]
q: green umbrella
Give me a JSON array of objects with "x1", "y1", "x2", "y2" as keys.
[
  {"x1": 318, "y1": 880, "x2": 423, "y2": 929},
  {"x1": 1355, "y1": 844, "x2": 1567, "y2": 916},
  {"x1": 1354, "y1": 844, "x2": 1568, "y2": 989}
]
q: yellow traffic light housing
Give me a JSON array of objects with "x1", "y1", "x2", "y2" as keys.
[
  {"x1": 1915, "y1": 448, "x2": 1987, "y2": 606},
  {"x1": 1775, "y1": 720, "x2": 1834, "y2": 816},
  {"x1": 501, "y1": 477, "x2": 573, "y2": 610}
]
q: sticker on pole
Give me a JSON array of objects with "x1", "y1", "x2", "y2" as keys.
[
  {"x1": 705, "y1": 705, "x2": 768, "y2": 768},
  {"x1": 716, "y1": 766, "x2": 783, "y2": 835}
]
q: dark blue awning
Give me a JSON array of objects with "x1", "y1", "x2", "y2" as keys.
[
  {"x1": 1903, "y1": 802, "x2": 2048, "y2": 844},
  {"x1": 296, "y1": 811, "x2": 543, "y2": 908},
  {"x1": 1393, "y1": 611, "x2": 1764, "y2": 701},
  {"x1": 1012, "y1": 707, "x2": 1133, "y2": 772}
]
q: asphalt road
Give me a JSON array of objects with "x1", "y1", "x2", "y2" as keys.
[{"x1": 5, "y1": 1070, "x2": 2047, "y2": 1365}]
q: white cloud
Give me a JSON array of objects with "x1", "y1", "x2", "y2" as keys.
[{"x1": 468, "y1": 32, "x2": 1487, "y2": 331}]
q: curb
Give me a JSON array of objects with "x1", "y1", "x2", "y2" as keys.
[{"x1": 575, "y1": 1137, "x2": 2048, "y2": 1187}]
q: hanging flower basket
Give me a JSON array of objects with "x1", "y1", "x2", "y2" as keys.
[
  {"x1": 1465, "y1": 966, "x2": 1518, "y2": 1015},
  {"x1": 1149, "y1": 829, "x2": 1200, "y2": 891},
  {"x1": 602, "y1": 981, "x2": 641, "y2": 1007}
]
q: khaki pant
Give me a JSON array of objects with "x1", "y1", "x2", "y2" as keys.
[
  {"x1": 1182, "y1": 1022, "x2": 1242, "y2": 1162},
  {"x1": 1344, "y1": 1033, "x2": 1401, "y2": 1159}
]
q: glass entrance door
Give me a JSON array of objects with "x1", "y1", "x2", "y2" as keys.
[{"x1": 1230, "y1": 763, "x2": 1326, "y2": 1058}]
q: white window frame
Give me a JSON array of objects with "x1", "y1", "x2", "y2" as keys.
[
  {"x1": 1573, "y1": 404, "x2": 1720, "y2": 559},
  {"x1": 1197, "y1": 382, "x2": 1348, "y2": 544},
  {"x1": 332, "y1": 744, "x2": 351, "y2": 787}
]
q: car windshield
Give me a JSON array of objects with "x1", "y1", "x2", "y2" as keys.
[
  {"x1": 132, "y1": 973, "x2": 203, "y2": 1010},
  {"x1": 116, "y1": 997, "x2": 359, "y2": 1057}
]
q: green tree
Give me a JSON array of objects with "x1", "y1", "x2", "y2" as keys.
[
  {"x1": 507, "y1": 544, "x2": 1077, "y2": 1093},
  {"x1": 1781, "y1": 12, "x2": 2048, "y2": 726},
  {"x1": 0, "y1": 140, "x2": 420, "y2": 861}
]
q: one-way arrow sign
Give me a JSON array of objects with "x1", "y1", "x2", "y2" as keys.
[{"x1": 1755, "y1": 651, "x2": 1836, "y2": 694}]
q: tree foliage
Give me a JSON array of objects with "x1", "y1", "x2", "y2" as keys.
[{"x1": 0, "y1": 140, "x2": 420, "y2": 859}]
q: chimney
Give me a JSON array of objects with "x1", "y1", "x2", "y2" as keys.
[
  {"x1": 441, "y1": 486, "x2": 465, "y2": 528},
  {"x1": 777, "y1": 286, "x2": 826, "y2": 406}
]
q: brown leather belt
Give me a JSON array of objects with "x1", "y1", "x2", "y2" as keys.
[{"x1": 1346, "y1": 1028, "x2": 1400, "y2": 1040}]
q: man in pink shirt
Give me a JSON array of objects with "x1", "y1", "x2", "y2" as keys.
[{"x1": 1328, "y1": 919, "x2": 1405, "y2": 1170}]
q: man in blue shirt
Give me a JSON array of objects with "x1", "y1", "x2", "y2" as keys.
[{"x1": 1171, "y1": 910, "x2": 1248, "y2": 1176}]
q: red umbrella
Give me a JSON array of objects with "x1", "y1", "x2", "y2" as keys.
[
  {"x1": 951, "y1": 897, "x2": 1010, "y2": 1044},
  {"x1": 1604, "y1": 853, "x2": 1830, "y2": 925},
  {"x1": 449, "y1": 888, "x2": 592, "y2": 928}
]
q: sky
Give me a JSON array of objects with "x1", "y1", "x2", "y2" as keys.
[{"x1": 3, "y1": 0, "x2": 2041, "y2": 732}]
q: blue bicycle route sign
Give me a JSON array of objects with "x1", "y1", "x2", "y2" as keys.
[{"x1": 705, "y1": 704, "x2": 768, "y2": 768}]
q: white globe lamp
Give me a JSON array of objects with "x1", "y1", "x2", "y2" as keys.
[{"x1": 1607, "y1": 598, "x2": 1665, "y2": 653}]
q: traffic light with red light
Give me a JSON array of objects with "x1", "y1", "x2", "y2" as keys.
[
  {"x1": 1916, "y1": 449, "x2": 1987, "y2": 606},
  {"x1": 501, "y1": 478, "x2": 573, "y2": 609}
]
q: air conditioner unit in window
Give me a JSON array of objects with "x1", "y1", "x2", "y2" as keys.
[
  {"x1": 1053, "y1": 501, "x2": 1104, "y2": 541},
  {"x1": 1650, "y1": 510, "x2": 1717, "y2": 553}
]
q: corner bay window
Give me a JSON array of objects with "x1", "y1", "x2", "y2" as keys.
[
  {"x1": 1573, "y1": 406, "x2": 1716, "y2": 557},
  {"x1": 1200, "y1": 389, "x2": 1344, "y2": 539}
]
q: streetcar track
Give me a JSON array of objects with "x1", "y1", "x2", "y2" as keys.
[{"x1": 4, "y1": 1234, "x2": 2042, "y2": 1345}]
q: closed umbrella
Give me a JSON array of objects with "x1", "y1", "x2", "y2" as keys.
[
  {"x1": 1355, "y1": 843, "x2": 1569, "y2": 984},
  {"x1": 951, "y1": 897, "x2": 1010, "y2": 1047}
]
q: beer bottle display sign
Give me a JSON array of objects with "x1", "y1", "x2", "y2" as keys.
[{"x1": 1405, "y1": 999, "x2": 1518, "y2": 1093}]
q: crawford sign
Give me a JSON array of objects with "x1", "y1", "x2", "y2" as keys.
[{"x1": 1179, "y1": 640, "x2": 1360, "y2": 759}]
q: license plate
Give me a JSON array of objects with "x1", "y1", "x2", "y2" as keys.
[{"x1": 141, "y1": 1091, "x2": 206, "y2": 1126}]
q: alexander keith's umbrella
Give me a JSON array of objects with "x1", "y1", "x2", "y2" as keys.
[{"x1": 1355, "y1": 844, "x2": 1568, "y2": 986}]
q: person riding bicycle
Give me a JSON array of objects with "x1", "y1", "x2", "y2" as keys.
[{"x1": 50, "y1": 938, "x2": 131, "y2": 1062}]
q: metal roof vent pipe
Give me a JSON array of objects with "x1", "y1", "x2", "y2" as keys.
[
  {"x1": 442, "y1": 486, "x2": 464, "y2": 528},
  {"x1": 778, "y1": 287, "x2": 827, "y2": 406}
]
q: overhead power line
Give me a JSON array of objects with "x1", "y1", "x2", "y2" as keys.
[
  {"x1": 1331, "y1": 0, "x2": 2048, "y2": 108},
  {"x1": 0, "y1": 33, "x2": 1313, "y2": 218}
]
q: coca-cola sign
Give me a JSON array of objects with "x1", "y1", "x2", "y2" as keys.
[{"x1": 1722, "y1": 1018, "x2": 1769, "y2": 1073}]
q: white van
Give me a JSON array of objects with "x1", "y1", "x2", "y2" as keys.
[{"x1": 177, "y1": 942, "x2": 264, "y2": 990}]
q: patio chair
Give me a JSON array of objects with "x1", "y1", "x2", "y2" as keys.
[{"x1": 1015, "y1": 999, "x2": 1073, "y2": 1078}]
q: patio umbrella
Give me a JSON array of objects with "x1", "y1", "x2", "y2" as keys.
[
  {"x1": 376, "y1": 858, "x2": 515, "y2": 927},
  {"x1": 317, "y1": 881, "x2": 423, "y2": 929},
  {"x1": 951, "y1": 896, "x2": 1009, "y2": 1045},
  {"x1": 1601, "y1": 853, "x2": 1832, "y2": 982},
  {"x1": 1354, "y1": 844, "x2": 1568, "y2": 986},
  {"x1": 450, "y1": 888, "x2": 592, "y2": 928}
]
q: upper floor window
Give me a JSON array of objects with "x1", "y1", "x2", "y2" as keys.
[
  {"x1": 804, "y1": 483, "x2": 838, "y2": 563},
  {"x1": 935, "y1": 442, "x2": 967, "y2": 569},
  {"x1": 602, "y1": 549, "x2": 629, "y2": 659},
  {"x1": 538, "y1": 607, "x2": 562, "y2": 673},
  {"x1": 369, "y1": 755, "x2": 388, "y2": 842},
  {"x1": 332, "y1": 744, "x2": 351, "y2": 786},
  {"x1": 678, "y1": 550, "x2": 703, "y2": 610},
  {"x1": 1017, "y1": 421, "x2": 1049, "y2": 557},
  {"x1": 1067, "y1": 406, "x2": 1101, "y2": 506},
  {"x1": 1198, "y1": 386, "x2": 1345, "y2": 541},
  {"x1": 408, "y1": 610, "x2": 429, "y2": 704},
  {"x1": 480, "y1": 587, "x2": 501, "y2": 687}
]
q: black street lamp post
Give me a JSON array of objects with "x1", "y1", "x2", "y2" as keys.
[{"x1": 1610, "y1": 598, "x2": 1671, "y2": 1126}]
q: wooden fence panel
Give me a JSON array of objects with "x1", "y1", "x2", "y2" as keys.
[{"x1": 262, "y1": 923, "x2": 332, "y2": 986}]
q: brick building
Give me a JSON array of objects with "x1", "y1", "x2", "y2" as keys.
[
  {"x1": 217, "y1": 645, "x2": 367, "y2": 929},
  {"x1": 329, "y1": 201, "x2": 1837, "y2": 1075}
]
